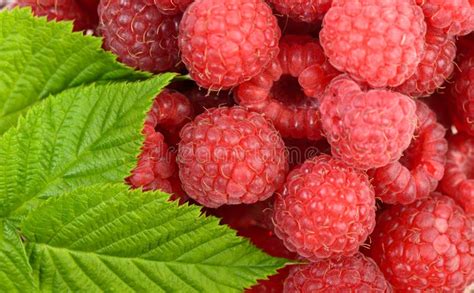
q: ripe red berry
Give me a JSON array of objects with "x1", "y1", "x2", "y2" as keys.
[
  {"x1": 177, "y1": 107, "x2": 288, "y2": 208},
  {"x1": 153, "y1": 0, "x2": 193, "y2": 15},
  {"x1": 146, "y1": 89, "x2": 193, "y2": 133},
  {"x1": 185, "y1": 86, "x2": 234, "y2": 115},
  {"x1": 451, "y1": 51, "x2": 474, "y2": 136},
  {"x1": 98, "y1": 0, "x2": 181, "y2": 73},
  {"x1": 416, "y1": 0, "x2": 473, "y2": 36},
  {"x1": 283, "y1": 253, "x2": 391, "y2": 292},
  {"x1": 320, "y1": 0, "x2": 427, "y2": 87},
  {"x1": 268, "y1": 0, "x2": 332, "y2": 23},
  {"x1": 369, "y1": 100, "x2": 448, "y2": 205},
  {"x1": 441, "y1": 133, "x2": 474, "y2": 217},
  {"x1": 236, "y1": 35, "x2": 338, "y2": 141},
  {"x1": 320, "y1": 75, "x2": 417, "y2": 170},
  {"x1": 370, "y1": 194, "x2": 474, "y2": 292},
  {"x1": 273, "y1": 154, "x2": 376, "y2": 260},
  {"x1": 178, "y1": 0, "x2": 281, "y2": 90}
]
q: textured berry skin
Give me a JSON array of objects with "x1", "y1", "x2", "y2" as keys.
[
  {"x1": 177, "y1": 107, "x2": 288, "y2": 208},
  {"x1": 273, "y1": 155, "x2": 376, "y2": 260},
  {"x1": 320, "y1": 75, "x2": 417, "y2": 170},
  {"x1": 146, "y1": 89, "x2": 193, "y2": 132},
  {"x1": 441, "y1": 133, "x2": 474, "y2": 217},
  {"x1": 451, "y1": 52, "x2": 474, "y2": 136},
  {"x1": 186, "y1": 86, "x2": 234, "y2": 115},
  {"x1": 395, "y1": 28, "x2": 456, "y2": 98},
  {"x1": 416, "y1": 0, "x2": 473, "y2": 36},
  {"x1": 178, "y1": 0, "x2": 281, "y2": 90},
  {"x1": 283, "y1": 253, "x2": 391, "y2": 292},
  {"x1": 153, "y1": 0, "x2": 193, "y2": 15},
  {"x1": 370, "y1": 194, "x2": 474, "y2": 292},
  {"x1": 236, "y1": 35, "x2": 338, "y2": 141},
  {"x1": 269, "y1": 0, "x2": 332, "y2": 23},
  {"x1": 98, "y1": 0, "x2": 181, "y2": 73},
  {"x1": 320, "y1": 0, "x2": 427, "y2": 88},
  {"x1": 12, "y1": 0, "x2": 94, "y2": 31},
  {"x1": 369, "y1": 100, "x2": 448, "y2": 205}
]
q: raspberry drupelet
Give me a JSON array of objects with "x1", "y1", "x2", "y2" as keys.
[
  {"x1": 451, "y1": 50, "x2": 474, "y2": 136},
  {"x1": 236, "y1": 35, "x2": 338, "y2": 141},
  {"x1": 320, "y1": 0, "x2": 427, "y2": 88},
  {"x1": 416, "y1": 0, "x2": 473, "y2": 36},
  {"x1": 320, "y1": 75, "x2": 417, "y2": 170},
  {"x1": 178, "y1": 0, "x2": 281, "y2": 90},
  {"x1": 370, "y1": 194, "x2": 474, "y2": 292},
  {"x1": 268, "y1": 0, "x2": 332, "y2": 23},
  {"x1": 369, "y1": 100, "x2": 448, "y2": 205},
  {"x1": 98, "y1": 0, "x2": 181, "y2": 73},
  {"x1": 177, "y1": 106, "x2": 288, "y2": 208},
  {"x1": 273, "y1": 154, "x2": 376, "y2": 261}
]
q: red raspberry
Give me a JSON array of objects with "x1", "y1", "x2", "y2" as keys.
[
  {"x1": 146, "y1": 89, "x2": 193, "y2": 133},
  {"x1": 185, "y1": 86, "x2": 234, "y2": 115},
  {"x1": 269, "y1": 0, "x2": 332, "y2": 23},
  {"x1": 370, "y1": 194, "x2": 474, "y2": 292},
  {"x1": 236, "y1": 35, "x2": 338, "y2": 141},
  {"x1": 12, "y1": 0, "x2": 94, "y2": 31},
  {"x1": 320, "y1": 75, "x2": 417, "y2": 170},
  {"x1": 320, "y1": 0, "x2": 426, "y2": 87},
  {"x1": 98, "y1": 0, "x2": 181, "y2": 73},
  {"x1": 177, "y1": 106, "x2": 288, "y2": 208},
  {"x1": 451, "y1": 52, "x2": 474, "y2": 136},
  {"x1": 441, "y1": 133, "x2": 474, "y2": 217},
  {"x1": 153, "y1": 0, "x2": 193, "y2": 15},
  {"x1": 369, "y1": 100, "x2": 448, "y2": 205},
  {"x1": 178, "y1": 0, "x2": 281, "y2": 90},
  {"x1": 283, "y1": 253, "x2": 391, "y2": 292},
  {"x1": 416, "y1": 0, "x2": 473, "y2": 36},
  {"x1": 395, "y1": 28, "x2": 456, "y2": 98},
  {"x1": 273, "y1": 154, "x2": 376, "y2": 260}
]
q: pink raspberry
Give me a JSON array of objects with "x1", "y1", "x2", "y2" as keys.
[
  {"x1": 370, "y1": 194, "x2": 474, "y2": 292},
  {"x1": 320, "y1": 75, "x2": 417, "y2": 170},
  {"x1": 416, "y1": 0, "x2": 473, "y2": 36},
  {"x1": 320, "y1": 0, "x2": 427, "y2": 87},
  {"x1": 177, "y1": 107, "x2": 288, "y2": 208},
  {"x1": 268, "y1": 0, "x2": 332, "y2": 23},
  {"x1": 153, "y1": 0, "x2": 193, "y2": 15},
  {"x1": 451, "y1": 51, "x2": 474, "y2": 136},
  {"x1": 236, "y1": 35, "x2": 338, "y2": 141},
  {"x1": 395, "y1": 28, "x2": 456, "y2": 97},
  {"x1": 369, "y1": 100, "x2": 448, "y2": 205},
  {"x1": 98, "y1": 0, "x2": 181, "y2": 73},
  {"x1": 441, "y1": 133, "x2": 474, "y2": 217},
  {"x1": 178, "y1": 0, "x2": 281, "y2": 90},
  {"x1": 283, "y1": 253, "x2": 391, "y2": 292},
  {"x1": 273, "y1": 154, "x2": 376, "y2": 260}
]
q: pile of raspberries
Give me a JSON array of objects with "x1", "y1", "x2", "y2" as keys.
[{"x1": 8, "y1": 0, "x2": 474, "y2": 291}]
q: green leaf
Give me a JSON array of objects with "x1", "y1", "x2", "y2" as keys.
[
  {"x1": 0, "y1": 8, "x2": 149, "y2": 134},
  {"x1": 22, "y1": 184, "x2": 288, "y2": 293},
  {"x1": 0, "y1": 220, "x2": 36, "y2": 292},
  {"x1": 0, "y1": 74, "x2": 175, "y2": 220}
]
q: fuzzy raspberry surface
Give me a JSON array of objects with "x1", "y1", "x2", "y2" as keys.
[
  {"x1": 177, "y1": 107, "x2": 288, "y2": 208},
  {"x1": 178, "y1": 0, "x2": 281, "y2": 90},
  {"x1": 370, "y1": 194, "x2": 474, "y2": 292},
  {"x1": 268, "y1": 0, "x2": 332, "y2": 23},
  {"x1": 273, "y1": 154, "x2": 376, "y2": 260},
  {"x1": 417, "y1": 0, "x2": 473, "y2": 36},
  {"x1": 320, "y1": 75, "x2": 417, "y2": 170},
  {"x1": 185, "y1": 87, "x2": 234, "y2": 115},
  {"x1": 451, "y1": 52, "x2": 474, "y2": 136},
  {"x1": 441, "y1": 133, "x2": 474, "y2": 217},
  {"x1": 153, "y1": 0, "x2": 193, "y2": 15},
  {"x1": 236, "y1": 35, "x2": 338, "y2": 141},
  {"x1": 283, "y1": 253, "x2": 391, "y2": 292},
  {"x1": 98, "y1": 0, "x2": 181, "y2": 73},
  {"x1": 320, "y1": 0, "x2": 427, "y2": 87},
  {"x1": 369, "y1": 100, "x2": 448, "y2": 205},
  {"x1": 396, "y1": 28, "x2": 456, "y2": 98},
  {"x1": 146, "y1": 89, "x2": 193, "y2": 132}
]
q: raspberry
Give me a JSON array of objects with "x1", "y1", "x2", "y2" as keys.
[
  {"x1": 273, "y1": 154, "x2": 376, "y2": 260},
  {"x1": 146, "y1": 89, "x2": 193, "y2": 133},
  {"x1": 451, "y1": 51, "x2": 474, "y2": 136},
  {"x1": 98, "y1": 0, "x2": 181, "y2": 73},
  {"x1": 283, "y1": 253, "x2": 391, "y2": 292},
  {"x1": 320, "y1": 0, "x2": 426, "y2": 87},
  {"x1": 369, "y1": 100, "x2": 448, "y2": 205},
  {"x1": 416, "y1": 0, "x2": 473, "y2": 36},
  {"x1": 370, "y1": 194, "x2": 474, "y2": 291},
  {"x1": 269, "y1": 0, "x2": 332, "y2": 23},
  {"x1": 178, "y1": 0, "x2": 281, "y2": 90},
  {"x1": 12, "y1": 0, "x2": 94, "y2": 31},
  {"x1": 395, "y1": 28, "x2": 456, "y2": 98},
  {"x1": 277, "y1": 16, "x2": 321, "y2": 36},
  {"x1": 236, "y1": 35, "x2": 338, "y2": 141},
  {"x1": 441, "y1": 133, "x2": 474, "y2": 216},
  {"x1": 177, "y1": 106, "x2": 288, "y2": 208},
  {"x1": 153, "y1": 0, "x2": 193, "y2": 15},
  {"x1": 185, "y1": 87, "x2": 234, "y2": 115},
  {"x1": 77, "y1": 0, "x2": 99, "y2": 27},
  {"x1": 320, "y1": 75, "x2": 417, "y2": 170}
]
